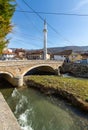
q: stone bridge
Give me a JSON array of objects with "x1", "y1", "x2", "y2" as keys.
[{"x1": 0, "y1": 60, "x2": 63, "y2": 87}]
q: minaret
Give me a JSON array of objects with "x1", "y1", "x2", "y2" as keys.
[{"x1": 43, "y1": 19, "x2": 47, "y2": 60}]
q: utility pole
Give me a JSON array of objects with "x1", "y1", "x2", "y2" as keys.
[{"x1": 43, "y1": 19, "x2": 47, "y2": 60}]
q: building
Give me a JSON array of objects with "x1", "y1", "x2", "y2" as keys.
[
  {"x1": 26, "y1": 50, "x2": 50, "y2": 60},
  {"x1": 69, "y1": 52, "x2": 82, "y2": 62},
  {"x1": 81, "y1": 53, "x2": 88, "y2": 60},
  {"x1": 1, "y1": 48, "x2": 15, "y2": 60},
  {"x1": 53, "y1": 50, "x2": 82, "y2": 62},
  {"x1": 15, "y1": 48, "x2": 26, "y2": 60},
  {"x1": 53, "y1": 50, "x2": 72, "y2": 61},
  {"x1": 79, "y1": 53, "x2": 88, "y2": 64}
]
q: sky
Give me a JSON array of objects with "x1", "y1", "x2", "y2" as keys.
[{"x1": 8, "y1": 0, "x2": 88, "y2": 49}]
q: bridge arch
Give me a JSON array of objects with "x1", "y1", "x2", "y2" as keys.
[
  {"x1": 0, "y1": 71, "x2": 14, "y2": 78},
  {"x1": 0, "y1": 71, "x2": 15, "y2": 87},
  {"x1": 22, "y1": 64, "x2": 57, "y2": 76}
]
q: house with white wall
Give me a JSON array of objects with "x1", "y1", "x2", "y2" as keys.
[
  {"x1": 53, "y1": 50, "x2": 82, "y2": 62},
  {"x1": 1, "y1": 49, "x2": 15, "y2": 60},
  {"x1": 26, "y1": 50, "x2": 50, "y2": 60}
]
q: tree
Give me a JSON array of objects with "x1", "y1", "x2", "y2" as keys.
[{"x1": 0, "y1": 0, "x2": 15, "y2": 53}]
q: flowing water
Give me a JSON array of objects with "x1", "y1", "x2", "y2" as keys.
[{"x1": 2, "y1": 87, "x2": 88, "y2": 130}]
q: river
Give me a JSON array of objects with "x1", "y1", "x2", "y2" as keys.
[{"x1": 1, "y1": 85, "x2": 88, "y2": 130}]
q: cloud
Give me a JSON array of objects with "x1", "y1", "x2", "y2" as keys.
[{"x1": 72, "y1": 0, "x2": 88, "y2": 11}]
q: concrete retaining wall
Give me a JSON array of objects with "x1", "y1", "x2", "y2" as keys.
[{"x1": 0, "y1": 92, "x2": 21, "y2": 130}]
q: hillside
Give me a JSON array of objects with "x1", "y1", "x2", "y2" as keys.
[
  {"x1": 47, "y1": 46, "x2": 88, "y2": 54},
  {"x1": 11, "y1": 46, "x2": 88, "y2": 54}
]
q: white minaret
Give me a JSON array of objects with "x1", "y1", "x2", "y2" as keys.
[{"x1": 43, "y1": 19, "x2": 47, "y2": 60}]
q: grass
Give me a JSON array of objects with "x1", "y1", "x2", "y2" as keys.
[{"x1": 24, "y1": 76, "x2": 88, "y2": 102}]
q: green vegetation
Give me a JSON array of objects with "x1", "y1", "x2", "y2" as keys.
[
  {"x1": 24, "y1": 76, "x2": 88, "y2": 101},
  {"x1": 0, "y1": 0, "x2": 15, "y2": 53}
]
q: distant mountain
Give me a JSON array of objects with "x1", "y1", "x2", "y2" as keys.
[
  {"x1": 47, "y1": 46, "x2": 88, "y2": 54},
  {"x1": 10, "y1": 46, "x2": 88, "y2": 54}
]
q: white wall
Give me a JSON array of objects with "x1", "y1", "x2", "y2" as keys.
[
  {"x1": 54, "y1": 55, "x2": 65, "y2": 61},
  {"x1": 2, "y1": 54, "x2": 14, "y2": 59}
]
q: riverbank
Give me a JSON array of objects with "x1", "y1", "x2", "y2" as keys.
[
  {"x1": 60, "y1": 62, "x2": 88, "y2": 78},
  {"x1": 0, "y1": 92, "x2": 21, "y2": 130},
  {"x1": 24, "y1": 76, "x2": 88, "y2": 112}
]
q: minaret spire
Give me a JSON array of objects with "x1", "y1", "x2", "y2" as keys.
[{"x1": 43, "y1": 19, "x2": 47, "y2": 60}]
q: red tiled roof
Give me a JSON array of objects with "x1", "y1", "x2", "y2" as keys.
[{"x1": 2, "y1": 51, "x2": 15, "y2": 55}]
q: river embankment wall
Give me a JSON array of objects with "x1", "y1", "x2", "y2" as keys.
[
  {"x1": 0, "y1": 92, "x2": 21, "y2": 130},
  {"x1": 60, "y1": 62, "x2": 88, "y2": 77}
]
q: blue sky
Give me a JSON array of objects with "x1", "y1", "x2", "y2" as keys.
[{"x1": 8, "y1": 0, "x2": 88, "y2": 49}]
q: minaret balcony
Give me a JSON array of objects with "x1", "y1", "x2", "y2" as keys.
[{"x1": 43, "y1": 29, "x2": 47, "y2": 32}]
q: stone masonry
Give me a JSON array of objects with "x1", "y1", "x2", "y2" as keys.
[
  {"x1": 60, "y1": 62, "x2": 88, "y2": 77},
  {"x1": 0, "y1": 60, "x2": 63, "y2": 87}
]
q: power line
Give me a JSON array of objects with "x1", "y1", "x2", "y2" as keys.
[
  {"x1": 47, "y1": 23, "x2": 72, "y2": 44},
  {"x1": 14, "y1": 1, "x2": 58, "y2": 46},
  {"x1": 14, "y1": 30, "x2": 55, "y2": 46},
  {"x1": 14, "y1": 0, "x2": 48, "y2": 49},
  {"x1": 22, "y1": 0, "x2": 44, "y2": 21},
  {"x1": 22, "y1": 0, "x2": 73, "y2": 45},
  {"x1": 12, "y1": 37, "x2": 43, "y2": 47},
  {"x1": 16, "y1": 10, "x2": 88, "y2": 17},
  {"x1": 15, "y1": 1, "x2": 42, "y2": 34}
]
